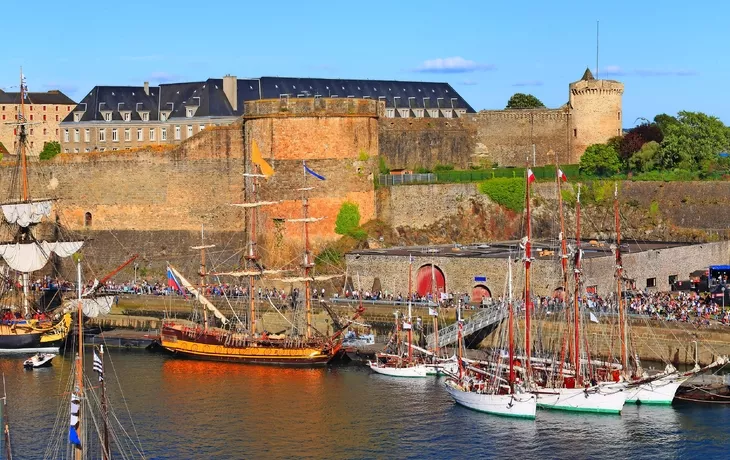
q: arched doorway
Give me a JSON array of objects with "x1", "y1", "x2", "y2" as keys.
[
  {"x1": 415, "y1": 264, "x2": 445, "y2": 297},
  {"x1": 471, "y1": 284, "x2": 491, "y2": 303}
]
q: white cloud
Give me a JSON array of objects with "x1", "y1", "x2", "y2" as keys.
[
  {"x1": 512, "y1": 80, "x2": 543, "y2": 87},
  {"x1": 414, "y1": 57, "x2": 496, "y2": 73}
]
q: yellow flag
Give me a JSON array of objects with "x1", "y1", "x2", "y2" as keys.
[{"x1": 251, "y1": 140, "x2": 274, "y2": 178}]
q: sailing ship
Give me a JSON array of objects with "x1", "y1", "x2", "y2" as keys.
[
  {"x1": 44, "y1": 261, "x2": 145, "y2": 459},
  {"x1": 0, "y1": 69, "x2": 79, "y2": 351},
  {"x1": 444, "y1": 258, "x2": 537, "y2": 419},
  {"x1": 160, "y1": 143, "x2": 364, "y2": 365}
]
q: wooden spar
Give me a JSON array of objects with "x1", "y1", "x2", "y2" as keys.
[
  {"x1": 196, "y1": 225, "x2": 209, "y2": 330},
  {"x1": 99, "y1": 346, "x2": 110, "y2": 460},
  {"x1": 614, "y1": 183, "x2": 629, "y2": 375},
  {"x1": 524, "y1": 163, "x2": 533, "y2": 377},
  {"x1": 302, "y1": 163, "x2": 312, "y2": 340},
  {"x1": 3, "y1": 374, "x2": 12, "y2": 460},
  {"x1": 508, "y1": 257, "x2": 515, "y2": 392},
  {"x1": 19, "y1": 68, "x2": 28, "y2": 202},
  {"x1": 97, "y1": 254, "x2": 139, "y2": 287},
  {"x1": 407, "y1": 255, "x2": 413, "y2": 363},
  {"x1": 456, "y1": 304, "x2": 463, "y2": 379},
  {"x1": 574, "y1": 184, "x2": 582, "y2": 385},
  {"x1": 74, "y1": 262, "x2": 83, "y2": 460},
  {"x1": 555, "y1": 154, "x2": 570, "y2": 380},
  {"x1": 246, "y1": 165, "x2": 259, "y2": 335}
]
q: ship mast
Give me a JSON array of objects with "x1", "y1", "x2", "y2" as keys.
[
  {"x1": 245, "y1": 173, "x2": 259, "y2": 335},
  {"x1": 19, "y1": 68, "x2": 29, "y2": 202},
  {"x1": 614, "y1": 183, "x2": 629, "y2": 376},
  {"x1": 507, "y1": 256, "x2": 515, "y2": 392},
  {"x1": 74, "y1": 261, "x2": 84, "y2": 460},
  {"x1": 524, "y1": 163, "x2": 533, "y2": 377},
  {"x1": 301, "y1": 180, "x2": 314, "y2": 340},
  {"x1": 98, "y1": 346, "x2": 110, "y2": 460},
  {"x1": 573, "y1": 184, "x2": 582, "y2": 385},
  {"x1": 554, "y1": 154, "x2": 571, "y2": 377},
  {"x1": 192, "y1": 225, "x2": 214, "y2": 330},
  {"x1": 406, "y1": 255, "x2": 413, "y2": 363}
]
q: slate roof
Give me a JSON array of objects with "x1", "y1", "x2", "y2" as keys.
[
  {"x1": 62, "y1": 75, "x2": 475, "y2": 123},
  {"x1": 258, "y1": 77, "x2": 475, "y2": 112},
  {"x1": 0, "y1": 89, "x2": 75, "y2": 105}
]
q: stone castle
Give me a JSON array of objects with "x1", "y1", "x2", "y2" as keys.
[{"x1": 0, "y1": 69, "x2": 624, "y2": 276}]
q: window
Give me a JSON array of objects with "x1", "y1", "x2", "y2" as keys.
[
  {"x1": 74, "y1": 148, "x2": 79, "y2": 153},
  {"x1": 669, "y1": 275, "x2": 678, "y2": 285},
  {"x1": 43, "y1": 115, "x2": 47, "y2": 121},
  {"x1": 56, "y1": 115, "x2": 59, "y2": 121},
  {"x1": 104, "y1": 112, "x2": 112, "y2": 122},
  {"x1": 124, "y1": 128, "x2": 131, "y2": 141},
  {"x1": 1, "y1": 115, "x2": 4, "y2": 120},
  {"x1": 161, "y1": 128, "x2": 167, "y2": 141},
  {"x1": 618, "y1": 111, "x2": 621, "y2": 120},
  {"x1": 142, "y1": 112, "x2": 149, "y2": 121},
  {"x1": 137, "y1": 128, "x2": 143, "y2": 141},
  {"x1": 646, "y1": 277, "x2": 656, "y2": 288},
  {"x1": 199, "y1": 124, "x2": 205, "y2": 131},
  {"x1": 43, "y1": 105, "x2": 46, "y2": 111},
  {"x1": 84, "y1": 212, "x2": 92, "y2": 227},
  {"x1": 30, "y1": 128, "x2": 34, "y2": 135},
  {"x1": 56, "y1": 106, "x2": 59, "y2": 111},
  {"x1": 100, "y1": 148, "x2": 105, "y2": 152},
  {"x1": 112, "y1": 147, "x2": 118, "y2": 151},
  {"x1": 29, "y1": 106, "x2": 33, "y2": 111},
  {"x1": 56, "y1": 128, "x2": 58, "y2": 135},
  {"x1": 123, "y1": 112, "x2": 130, "y2": 121},
  {"x1": 84, "y1": 128, "x2": 90, "y2": 142},
  {"x1": 187, "y1": 125, "x2": 193, "y2": 138},
  {"x1": 186, "y1": 107, "x2": 194, "y2": 117},
  {"x1": 160, "y1": 113, "x2": 167, "y2": 122},
  {"x1": 573, "y1": 128, "x2": 577, "y2": 137},
  {"x1": 99, "y1": 128, "x2": 106, "y2": 142},
  {"x1": 67, "y1": 107, "x2": 71, "y2": 111},
  {"x1": 29, "y1": 114, "x2": 33, "y2": 121},
  {"x1": 43, "y1": 128, "x2": 47, "y2": 135},
  {"x1": 64, "y1": 148, "x2": 69, "y2": 153},
  {"x1": 174, "y1": 125, "x2": 181, "y2": 140},
  {"x1": 73, "y1": 129, "x2": 79, "y2": 142},
  {"x1": 74, "y1": 113, "x2": 81, "y2": 122},
  {"x1": 149, "y1": 128, "x2": 155, "y2": 141},
  {"x1": 84, "y1": 148, "x2": 90, "y2": 153},
  {"x1": 63, "y1": 129, "x2": 69, "y2": 142},
  {"x1": 112, "y1": 128, "x2": 118, "y2": 141}
]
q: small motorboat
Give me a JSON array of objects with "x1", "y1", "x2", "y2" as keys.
[{"x1": 23, "y1": 353, "x2": 56, "y2": 369}]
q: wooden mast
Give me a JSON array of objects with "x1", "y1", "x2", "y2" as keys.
[
  {"x1": 19, "y1": 68, "x2": 29, "y2": 202},
  {"x1": 524, "y1": 163, "x2": 533, "y2": 377},
  {"x1": 192, "y1": 225, "x2": 214, "y2": 330},
  {"x1": 302, "y1": 169, "x2": 313, "y2": 340},
  {"x1": 406, "y1": 255, "x2": 413, "y2": 363},
  {"x1": 573, "y1": 184, "x2": 582, "y2": 385},
  {"x1": 456, "y1": 304, "x2": 463, "y2": 379},
  {"x1": 99, "y1": 345, "x2": 110, "y2": 460},
  {"x1": 74, "y1": 261, "x2": 83, "y2": 460},
  {"x1": 246, "y1": 171, "x2": 259, "y2": 336},
  {"x1": 614, "y1": 183, "x2": 629, "y2": 376},
  {"x1": 507, "y1": 257, "x2": 515, "y2": 392},
  {"x1": 554, "y1": 154, "x2": 571, "y2": 380}
]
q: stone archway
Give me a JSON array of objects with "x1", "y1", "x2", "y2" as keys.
[
  {"x1": 471, "y1": 284, "x2": 491, "y2": 303},
  {"x1": 415, "y1": 264, "x2": 445, "y2": 297}
]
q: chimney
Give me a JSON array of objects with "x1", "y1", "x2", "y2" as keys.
[
  {"x1": 223, "y1": 74, "x2": 238, "y2": 111},
  {"x1": 143, "y1": 81, "x2": 149, "y2": 96}
]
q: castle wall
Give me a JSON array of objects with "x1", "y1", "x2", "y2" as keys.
[{"x1": 569, "y1": 79, "x2": 624, "y2": 162}]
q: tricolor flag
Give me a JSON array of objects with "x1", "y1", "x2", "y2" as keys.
[
  {"x1": 69, "y1": 394, "x2": 81, "y2": 446},
  {"x1": 303, "y1": 162, "x2": 326, "y2": 181},
  {"x1": 527, "y1": 168, "x2": 536, "y2": 183},
  {"x1": 558, "y1": 168, "x2": 568, "y2": 182},
  {"x1": 167, "y1": 266, "x2": 188, "y2": 299},
  {"x1": 93, "y1": 349, "x2": 104, "y2": 382}
]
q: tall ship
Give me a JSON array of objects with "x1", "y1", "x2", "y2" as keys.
[
  {"x1": 0, "y1": 69, "x2": 79, "y2": 351},
  {"x1": 160, "y1": 142, "x2": 363, "y2": 365}
]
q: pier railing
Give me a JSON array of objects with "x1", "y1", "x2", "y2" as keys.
[{"x1": 426, "y1": 303, "x2": 507, "y2": 348}]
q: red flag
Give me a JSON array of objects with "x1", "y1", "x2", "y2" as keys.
[
  {"x1": 527, "y1": 169, "x2": 536, "y2": 183},
  {"x1": 558, "y1": 168, "x2": 568, "y2": 182}
]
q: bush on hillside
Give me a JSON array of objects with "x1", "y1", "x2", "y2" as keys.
[{"x1": 478, "y1": 177, "x2": 525, "y2": 212}]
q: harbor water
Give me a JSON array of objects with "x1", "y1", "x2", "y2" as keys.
[{"x1": 4, "y1": 350, "x2": 730, "y2": 459}]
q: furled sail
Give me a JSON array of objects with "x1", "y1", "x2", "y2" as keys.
[
  {"x1": 286, "y1": 217, "x2": 325, "y2": 223},
  {"x1": 80, "y1": 296, "x2": 114, "y2": 318},
  {"x1": 213, "y1": 269, "x2": 286, "y2": 277},
  {"x1": 2, "y1": 200, "x2": 52, "y2": 227},
  {"x1": 0, "y1": 241, "x2": 83, "y2": 273},
  {"x1": 230, "y1": 201, "x2": 280, "y2": 208},
  {"x1": 275, "y1": 274, "x2": 344, "y2": 283},
  {"x1": 168, "y1": 265, "x2": 229, "y2": 325}
]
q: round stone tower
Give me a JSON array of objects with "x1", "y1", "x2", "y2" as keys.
[{"x1": 568, "y1": 68, "x2": 624, "y2": 163}]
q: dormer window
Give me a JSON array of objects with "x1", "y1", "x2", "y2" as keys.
[
  {"x1": 121, "y1": 111, "x2": 131, "y2": 122},
  {"x1": 74, "y1": 113, "x2": 82, "y2": 122},
  {"x1": 142, "y1": 112, "x2": 149, "y2": 122},
  {"x1": 160, "y1": 112, "x2": 170, "y2": 122},
  {"x1": 186, "y1": 107, "x2": 194, "y2": 118},
  {"x1": 102, "y1": 111, "x2": 112, "y2": 122}
]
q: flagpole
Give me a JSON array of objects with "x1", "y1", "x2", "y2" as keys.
[
  {"x1": 74, "y1": 260, "x2": 83, "y2": 460},
  {"x1": 303, "y1": 161, "x2": 312, "y2": 340},
  {"x1": 98, "y1": 346, "x2": 110, "y2": 460}
]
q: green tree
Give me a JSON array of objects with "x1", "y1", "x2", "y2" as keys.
[
  {"x1": 506, "y1": 93, "x2": 545, "y2": 109},
  {"x1": 39, "y1": 141, "x2": 61, "y2": 160},
  {"x1": 628, "y1": 141, "x2": 661, "y2": 173},
  {"x1": 335, "y1": 201, "x2": 362, "y2": 237},
  {"x1": 579, "y1": 144, "x2": 621, "y2": 177},
  {"x1": 657, "y1": 111, "x2": 730, "y2": 170},
  {"x1": 653, "y1": 113, "x2": 679, "y2": 135}
]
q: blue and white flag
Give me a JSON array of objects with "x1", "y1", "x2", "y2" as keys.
[
  {"x1": 303, "y1": 162, "x2": 325, "y2": 181},
  {"x1": 69, "y1": 394, "x2": 81, "y2": 446},
  {"x1": 93, "y1": 350, "x2": 104, "y2": 382}
]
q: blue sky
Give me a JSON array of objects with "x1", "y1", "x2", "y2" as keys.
[{"x1": 2, "y1": 0, "x2": 728, "y2": 126}]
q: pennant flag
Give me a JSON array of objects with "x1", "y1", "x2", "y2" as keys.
[
  {"x1": 304, "y1": 162, "x2": 326, "y2": 181},
  {"x1": 402, "y1": 321, "x2": 412, "y2": 330},
  {"x1": 93, "y1": 350, "x2": 104, "y2": 382},
  {"x1": 558, "y1": 168, "x2": 568, "y2": 182},
  {"x1": 167, "y1": 266, "x2": 188, "y2": 299},
  {"x1": 69, "y1": 394, "x2": 81, "y2": 446},
  {"x1": 251, "y1": 140, "x2": 274, "y2": 178},
  {"x1": 589, "y1": 312, "x2": 600, "y2": 324},
  {"x1": 527, "y1": 169, "x2": 536, "y2": 183},
  {"x1": 428, "y1": 307, "x2": 438, "y2": 317}
]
